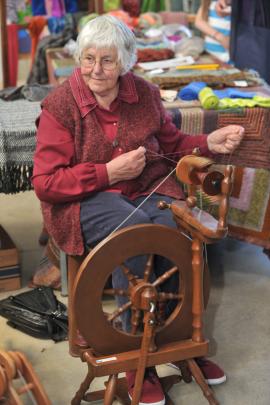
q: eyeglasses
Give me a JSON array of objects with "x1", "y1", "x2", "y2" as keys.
[{"x1": 80, "y1": 55, "x2": 118, "y2": 71}]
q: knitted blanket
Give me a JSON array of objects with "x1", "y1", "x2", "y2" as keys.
[
  {"x1": 169, "y1": 107, "x2": 270, "y2": 248},
  {"x1": 169, "y1": 107, "x2": 270, "y2": 169},
  {"x1": 0, "y1": 99, "x2": 41, "y2": 193}
]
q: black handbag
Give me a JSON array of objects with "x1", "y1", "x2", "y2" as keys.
[
  {"x1": 0, "y1": 287, "x2": 68, "y2": 342},
  {"x1": 230, "y1": 0, "x2": 270, "y2": 84}
]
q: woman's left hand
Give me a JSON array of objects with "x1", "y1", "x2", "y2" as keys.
[{"x1": 207, "y1": 125, "x2": 245, "y2": 154}]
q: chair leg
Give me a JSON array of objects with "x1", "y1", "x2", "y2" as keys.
[
  {"x1": 68, "y1": 255, "x2": 84, "y2": 356},
  {"x1": 187, "y1": 359, "x2": 219, "y2": 405},
  {"x1": 60, "y1": 250, "x2": 68, "y2": 296}
]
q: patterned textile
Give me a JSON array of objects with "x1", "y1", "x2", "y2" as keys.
[
  {"x1": 150, "y1": 68, "x2": 262, "y2": 89},
  {"x1": 0, "y1": 99, "x2": 41, "y2": 193},
  {"x1": 137, "y1": 48, "x2": 174, "y2": 63},
  {"x1": 169, "y1": 107, "x2": 270, "y2": 169},
  {"x1": 169, "y1": 107, "x2": 270, "y2": 248},
  {"x1": 228, "y1": 168, "x2": 270, "y2": 248}
]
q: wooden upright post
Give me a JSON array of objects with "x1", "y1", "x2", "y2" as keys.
[
  {"x1": 191, "y1": 238, "x2": 204, "y2": 343},
  {"x1": 0, "y1": 0, "x2": 9, "y2": 88}
]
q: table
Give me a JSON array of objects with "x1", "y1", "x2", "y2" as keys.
[{"x1": 0, "y1": 98, "x2": 269, "y2": 250}]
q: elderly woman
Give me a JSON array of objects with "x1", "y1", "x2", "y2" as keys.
[{"x1": 32, "y1": 15, "x2": 243, "y2": 405}]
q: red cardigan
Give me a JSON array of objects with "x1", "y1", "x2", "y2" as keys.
[{"x1": 32, "y1": 69, "x2": 211, "y2": 255}]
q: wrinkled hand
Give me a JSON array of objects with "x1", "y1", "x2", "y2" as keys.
[
  {"x1": 207, "y1": 125, "x2": 244, "y2": 154},
  {"x1": 106, "y1": 146, "x2": 146, "y2": 185},
  {"x1": 215, "y1": 0, "x2": 231, "y2": 16}
]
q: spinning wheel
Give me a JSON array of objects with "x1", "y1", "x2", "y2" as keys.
[
  {"x1": 74, "y1": 224, "x2": 210, "y2": 356},
  {"x1": 0, "y1": 350, "x2": 51, "y2": 405},
  {"x1": 71, "y1": 154, "x2": 233, "y2": 405}
]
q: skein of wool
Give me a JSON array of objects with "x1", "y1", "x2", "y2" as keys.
[{"x1": 199, "y1": 86, "x2": 219, "y2": 109}]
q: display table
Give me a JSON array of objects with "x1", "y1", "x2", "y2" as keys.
[{"x1": 0, "y1": 98, "x2": 269, "y2": 250}]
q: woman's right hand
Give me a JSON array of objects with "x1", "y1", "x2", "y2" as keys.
[{"x1": 106, "y1": 146, "x2": 146, "y2": 185}]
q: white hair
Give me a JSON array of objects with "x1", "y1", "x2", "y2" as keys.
[{"x1": 75, "y1": 15, "x2": 137, "y2": 75}]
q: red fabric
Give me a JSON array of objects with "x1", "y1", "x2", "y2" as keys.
[
  {"x1": 137, "y1": 48, "x2": 174, "y2": 63},
  {"x1": 122, "y1": 0, "x2": 141, "y2": 17},
  {"x1": 7, "y1": 24, "x2": 18, "y2": 86},
  {"x1": 28, "y1": 16, "x2": 47, "y2": 65},
  {"x1": 32, "y1": 70, "x2": 211, "y2": 255}
]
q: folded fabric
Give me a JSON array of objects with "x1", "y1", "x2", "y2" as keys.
[
  {"x1": 214, "y1": 88, "x2": 256, "y2": 99},
  {"x1": 178, "y1": 81, "x2": 206, "y2": 100},
  {"x1": 199, "y1": 87, "x2": 219, "y2": 109}
]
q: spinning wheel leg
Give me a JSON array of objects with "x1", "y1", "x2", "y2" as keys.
[
  {"x1": 71, "y1": 369, "x2": 94, "y2": 405},
  {"x1": 104, "y1": 374, "x2": 118, "y2": 405},
  {"x1": 187, "y1": 359, "x2": 219, "y2": 405},
  {"x1": 175, "y1": 360, "x2": 192, "y2": 383}
]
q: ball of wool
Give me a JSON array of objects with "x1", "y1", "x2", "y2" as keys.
[{"x1": 138, "y1": 12, "x2": 163, "y2": 30}]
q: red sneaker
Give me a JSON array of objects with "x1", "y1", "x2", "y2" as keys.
[
  {"x1": 126, "y1": 368, "x2": 165, "y2": 405},
  {"x1": 195, "y1": 357, "x2": 227, "y2": 385}
]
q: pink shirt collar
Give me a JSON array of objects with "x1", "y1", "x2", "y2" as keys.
[{"x1": 69, "y1": 68, "x2": 139, "y2": 117}]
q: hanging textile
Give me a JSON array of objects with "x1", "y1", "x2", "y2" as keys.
[
  {"x1": 122, "y1": 0, "x2": 141, "y2": 16},
  {"x1": 64, "y1": 0, "x2": 78, "y2": 13},
  {"x1": 33, "y1": 0, "x2": 77, "y2": 16},
  {"x1": 28, "y1": 16, "x2": 47, "y2": 65},
  {"x1": 104, "y1": 0, "x2": 121, "y2": 12},
  {"x1": 45, "y1": 0, "x2": 66, "y2": 17},
  {"x1": 31, "y1": 0, "x2": 46, "y2": 15},
  {"x1": 140, "y1": 0, "x2": 165, "y2": 13},
  {"x1": 6, "y1": 0, "x2": 19, "y2": 22}
]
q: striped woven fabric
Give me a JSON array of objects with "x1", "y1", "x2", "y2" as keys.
[{"x1": 0, "y1": 99, "x2": 41, "y2": 193}]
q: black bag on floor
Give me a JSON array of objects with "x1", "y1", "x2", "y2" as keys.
[{"x1": 0, "y1": 287, "x2": 68, "y2": 342}]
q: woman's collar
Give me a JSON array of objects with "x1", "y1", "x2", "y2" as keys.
[{"x1": 69, "y1": 68, "x2": 139, "y2": 117}]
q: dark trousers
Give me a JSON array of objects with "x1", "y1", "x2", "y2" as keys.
[{"x1": 80, "y1": 192, "x2": 178, "y2": 330}]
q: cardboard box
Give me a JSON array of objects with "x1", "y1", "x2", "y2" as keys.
[
  {"x1": 0, "y1": 274, "x2": 21, "y2": 292},
  {"x1": 0, "y1": 226, "x2": 21, "y2": 292}
]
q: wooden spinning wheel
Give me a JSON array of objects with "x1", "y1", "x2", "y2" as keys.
[
  {"x1": 0, "y1": 350, "x2": 51, "y2": 405},
  {"x1": 71, "y1": 154, "x2": 233, "y2": 405},
  {"x1": 74, "y1": 224, "x2": 210, "y2": 356}
]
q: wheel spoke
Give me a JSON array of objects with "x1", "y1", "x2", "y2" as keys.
[
  {"x1": 152, "y1": 266, "x2": 178, "y2": 288},
  {"x1": 131, "y1": 308, "x2": 142, "y2": 335},
  {"x1": 158, "y1": 292, "x2": 183, "y2": 302},
  {"x1": 103, "y1": 288, "x2": 129, "y2": 297},
  {"x1": 143, "y1": 254, "x2": 154, "y2": 282},
  {"x1": 107, "y1": 301, "x2": 132, "y2": 322},
  {"x1": 120, "y1": 264, "x2": 137, "y2": 286}
]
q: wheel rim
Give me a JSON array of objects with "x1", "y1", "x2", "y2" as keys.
[{"x1": 74, "y1": 224, "x2": 206, "y2": 355}]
